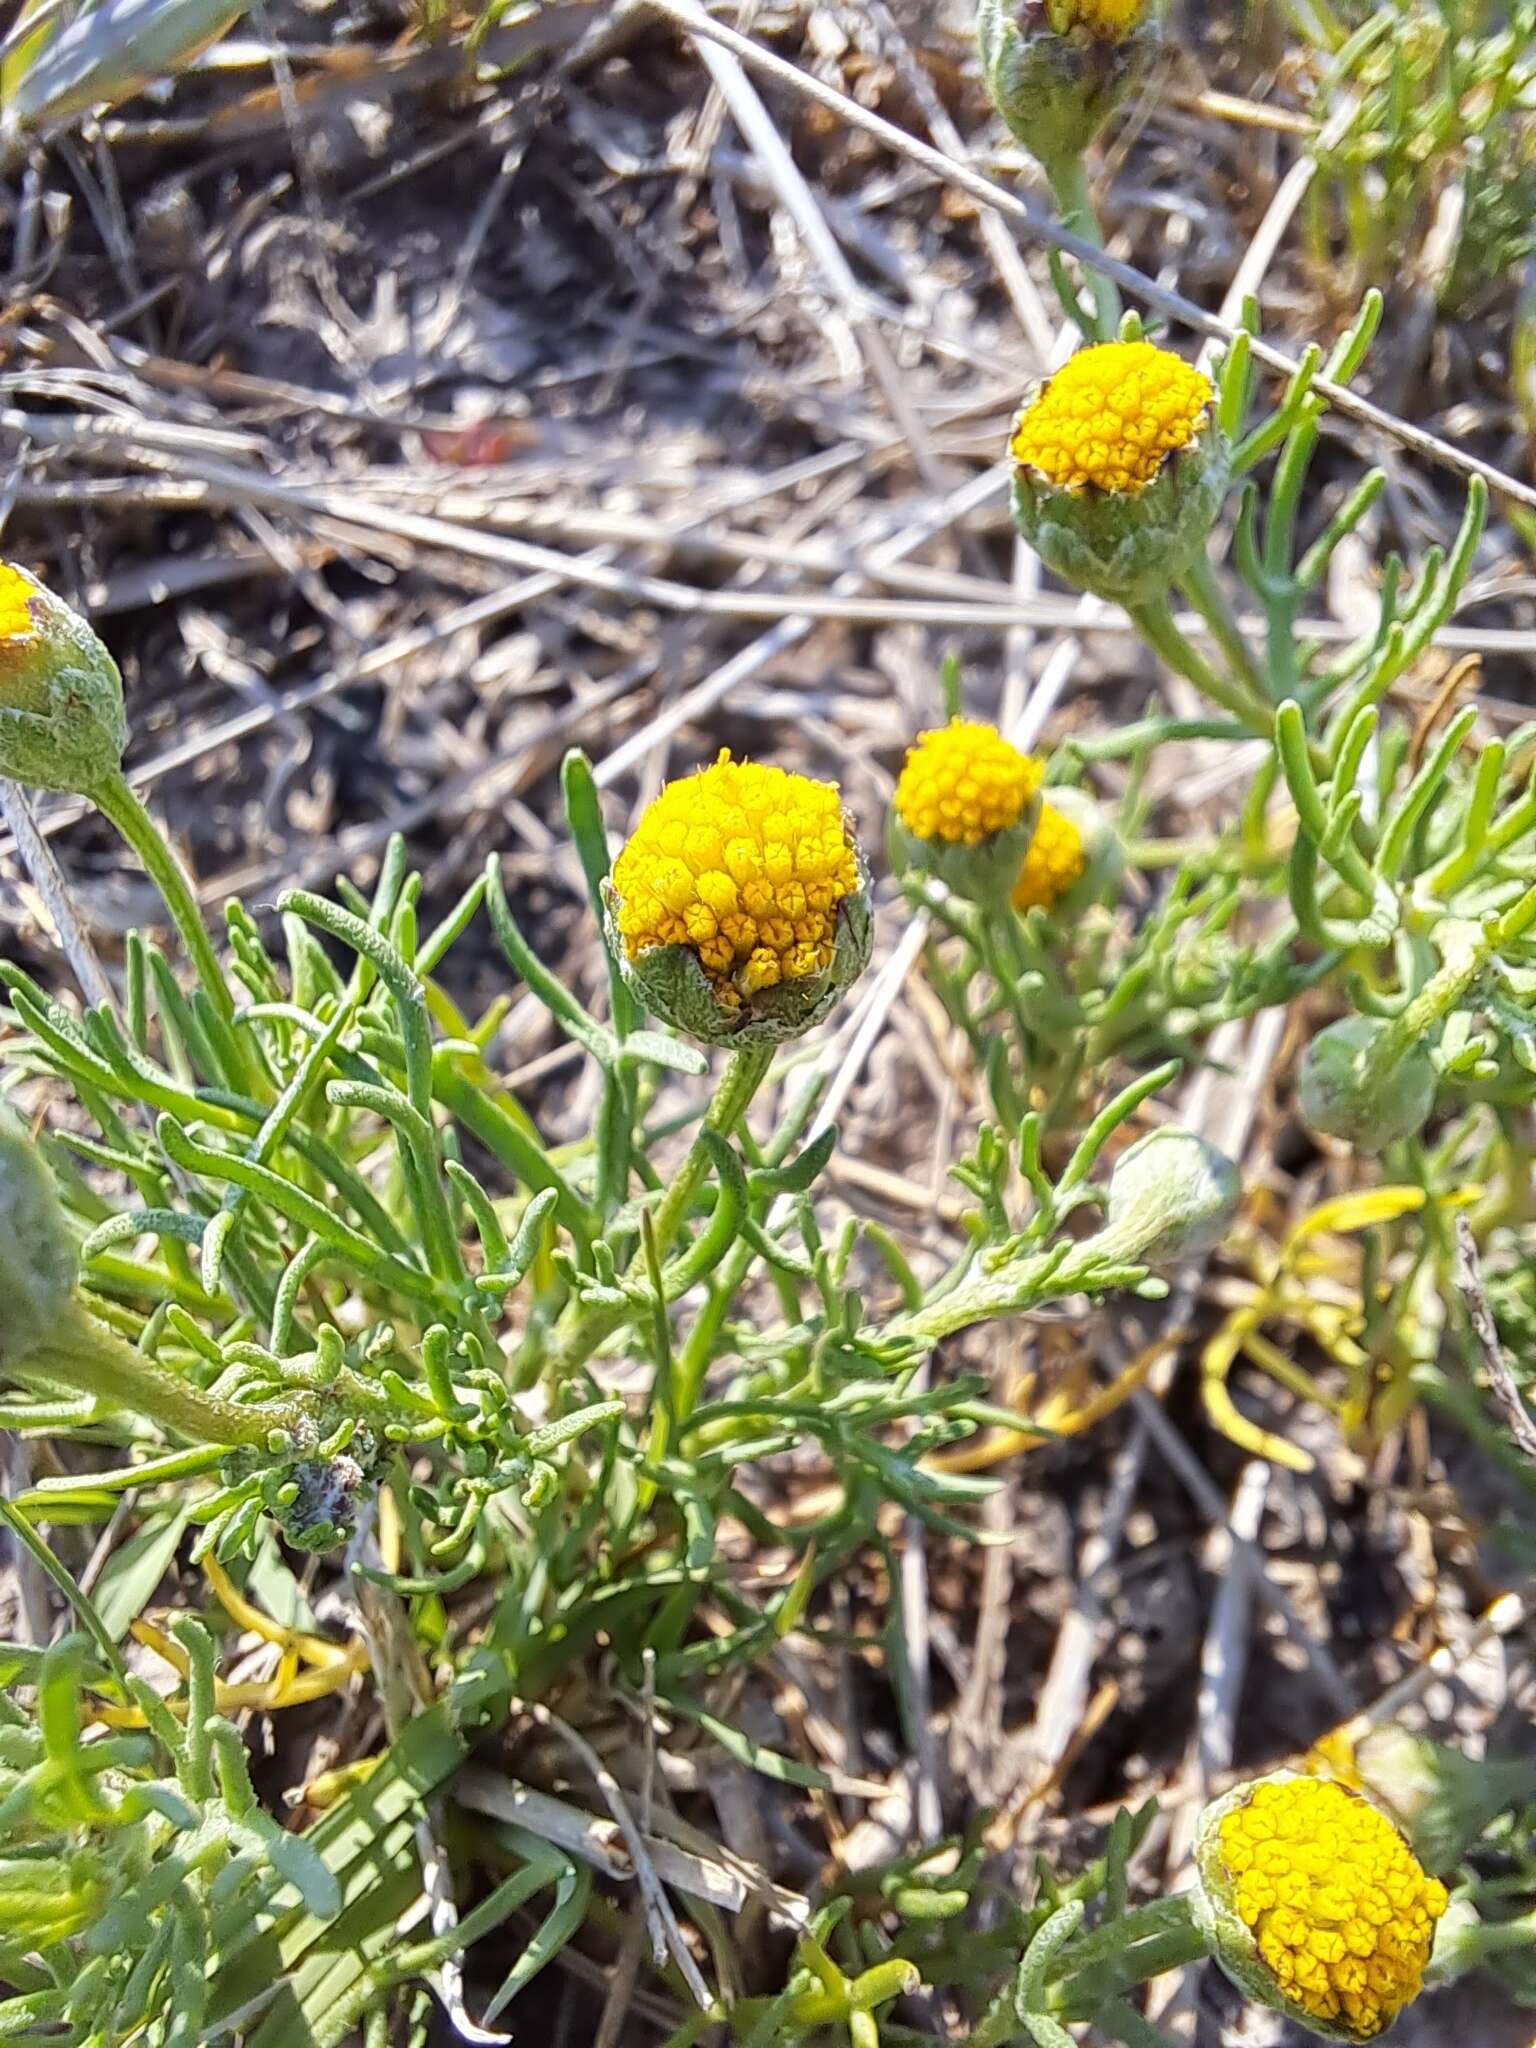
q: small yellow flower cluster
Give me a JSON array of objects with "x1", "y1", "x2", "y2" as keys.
[
  {"x1": 611, "y1": 751, "x2": 859, "y2": 1010},
  {"x1": 1012, "y1": 801, "x2": 1086, "y2": 910},
  {"x1": 1216, "y1": 1778, "x2": 1448, "y2": 2039},
  {"x1": 894, "y1": 720, "x2": 1042, "y2": 847},
  {"x1": 1011, "y1": 341, "x2": 1213, "y2": 497},
  {"x1": 0, "y1": 565, "x2": 38, "y2": 644},
  {"x1": 1046, "y1": 0, "x2": 1147, "y2": 39}
]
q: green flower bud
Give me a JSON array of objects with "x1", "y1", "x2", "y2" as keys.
[
  {"x1": 977, "y1": 0, "x2": 1161, "y2": 166},
  {"x1": 607, "y1": 751, "x2": 873, "y2": 1048},
  {"x1": 1192, "y1": 1773, "x2": 1450, "y2": 2042},
  {"x1": 1297, "y1": 1015, "x2": 1437, "y2": 1154},
  {"x1": 1010, "y1": 341, "x2": 1230, "y2": 606},
  {"x1": 1100, "y1": 1125, "x2": 1239, "y2": 1262},
  {"x1": 0, "y1": 563, "x2": 127, "y2": 795},
  {"x1": 891, "y1": 719, "x2": 1044, "y2": 908},
  {"x1": 0, "y1": 1108, "x2": 79, "y2": 1365}
]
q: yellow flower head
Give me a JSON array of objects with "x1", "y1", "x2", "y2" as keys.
[
  {"x1": 894, "y1": 721, "x2": 1042, "y2": 848},
  {"x1": 1205, "y1": 1776, "x2": 1448, "y2": 2041},
  {"x1": 1011, "y1": 341, "x2": 1213, "y2": 497},
  {"x1": 0, "y1": 564, "x2": 47, "y2": 715},
  {"x1": 0, "y1": 564, "x2": 39, "y2": 646},
  {"x1": 1012, "y1": 800, "x2": 1086, "y2": 911},
  {"x1": 1046, "y1": 0, "x2": 1147, "y2": 39},
  {"x1": 611, "y1": 751, "x2": 861, "y2": 1014}
]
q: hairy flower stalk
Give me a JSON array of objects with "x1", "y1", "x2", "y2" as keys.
[
  {"x1": 1008, "y1": 343, "x2": 1277, "y2": 729},
  {"x1": 977, "y1": 0, "x2": 1161, "y2": 333},
  {"x1": 1193, "y1": 1775, "x2": 1450, "y2": 2040},
  {"x1": 893, "y1": 719, "x2": 1044, "y2": 907},
  {"x1": 546, "y1": 752, "x2": 874, "y2": 1380},
  {"x1": 884, "y1": 1123, "x2": 1238, "y2": 1353}
]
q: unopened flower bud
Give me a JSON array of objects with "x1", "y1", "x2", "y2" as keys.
[
  {"x1": 892, "y1": 719, "x2": 1043, "y2": 907},
  {"x1": 1192, "y1": 1773, "x2": 1449, "y2": 2042},
  {"x1": 977, "y1": 0, "x2": 1161, "y2": 167},
  {"x1": 1010, "y1": 341, "x2": 1230, "y2": 605},
  {"x1": 1297, "y1": 1016, "x2": 1437, "y2": 1154},
  {"x1": 1012, "y1": 785, "x2": 1121, "y2": 914},
  {"x1": 0, "y1": 563, "x2": 127, "y2": 795},
  {"x1": 0, "y1": 1109, "x2": 79, "y2": 1365},
  {"x1": 1101, "y1": 1125, "x2": 1238, "y2": 1262},
  {"x1": 605, "y1": 751, "x2": 872, "y2": 1048}
]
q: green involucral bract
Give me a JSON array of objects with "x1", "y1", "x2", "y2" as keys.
[
  {"x1": 0, "y1": 564, "x2": 129, "y2": 795},
  {"x1": 602, "y1": 853, "x2": 874, "y2": 1050},
  {"x1": 976, "y1": 0, "x2": 1161, "y2": 166},
  {"x1": 1011, "y1": 415, "x2": 1232, "y2": 606},
  {"x1": 0, "y1": 1109, "x2": 80, "y2": 1366},
  {"x1": 1296, "y1": 1015, "x2": 1438, "y2": 1154},
  {"x1": 890, "y1": 799, "x2": 1042, "y2": 910}
]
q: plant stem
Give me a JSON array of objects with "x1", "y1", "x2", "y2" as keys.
[
  {"x1": 19, "y1": 1300, "x2": 309, "y2": 1448},
  {"x1": 546, "y1": 1042, "x2": 774, "y2": 1380},
  {"x1": 89, "y1": 767, "x2": 232, "y2": 1022},
  {"x1": 953, "y1": 1896, "x2": 1206, "y2": 2029},
  {"x1": 1368, "y1": 883, "x2": 1536, "y2": 1092},
  {"x1": 1178, "y1": 552, "x2": 1270, "y2": 705},
  {"x1": 1126, "y1": 595, "x2": 1273, "y2": 734},
  {"x1": 648, "y1": 1043, "x2": 773, "y2": 1263},
  {"x1": 1043, "y1": 154, "x2": 1120, "y2": 338}
]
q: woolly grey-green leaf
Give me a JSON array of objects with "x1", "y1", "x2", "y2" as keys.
[{"x1": 0, "y1": 1109, "x2": 80, "y2": 1364}]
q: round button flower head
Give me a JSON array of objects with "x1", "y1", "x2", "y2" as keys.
[
  {"x1": 1010, "y1": 340, "x2": 1230, "y2": 606},
  {"x1": 1012, "y1": 786, "x2": 1122, "y2": 915},
  {"x1": 1012, "y1": 800, "x2": 1084, "y2": 912},
  {"x1": 605, "y1": 751, "x2": 872, "y2": 1048},
  {"x1": 977, "y1": 0, "x2": 1161, "y2": 166},
  {"x1": 1193, "y1": 1774, "x2": 1450, "y2": 2042},
  {"x1": 0, "y1": 561, "x2": 127, "y2": 795},
  {"x1": 892, "y1": 719, "x2": 1043, "y2": 907}
]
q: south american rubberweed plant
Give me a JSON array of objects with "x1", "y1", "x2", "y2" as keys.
[
  {"x1": 925, "y1": 28, "x2": 1536, "y2": 1482},
  {"x1": 0, "y1": 557, "x2": 1242, "y2": 2040}
]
